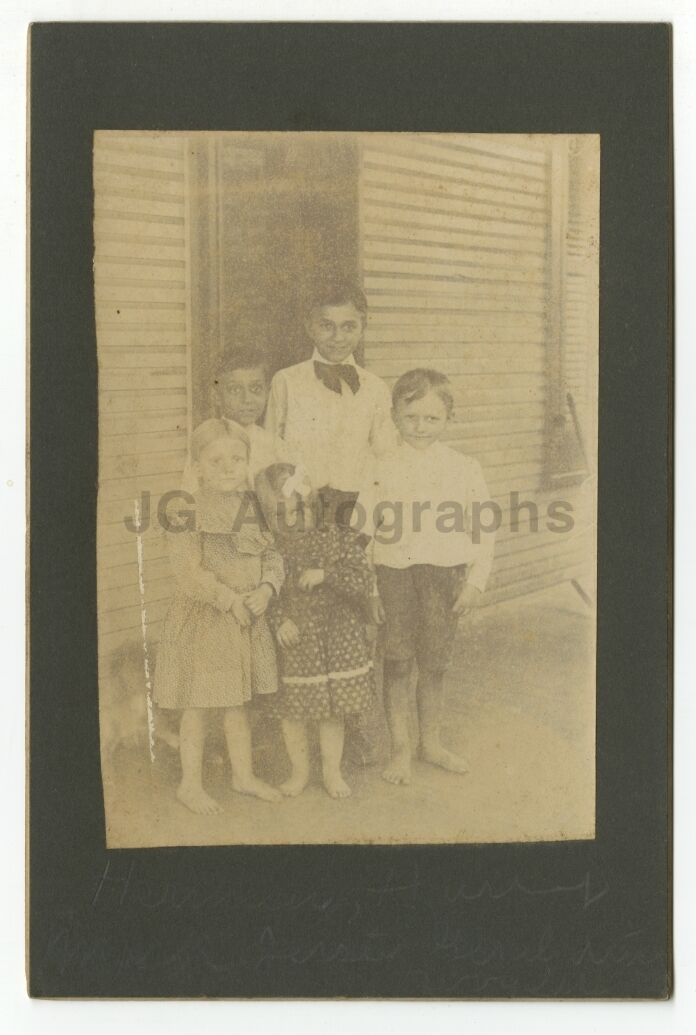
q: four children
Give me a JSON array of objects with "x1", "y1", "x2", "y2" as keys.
[{"x1": 154, "y1": 282, "x2": 495, "y2": 812}]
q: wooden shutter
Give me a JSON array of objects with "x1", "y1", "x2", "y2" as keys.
[
  {"x1": 95, "y1": 132, "x2": 191, "y2": 659},
  {"x1": 359, "y1": 133, "x2": 597, "y2": 604}
]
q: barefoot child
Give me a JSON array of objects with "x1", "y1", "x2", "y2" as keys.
[
  {"x1": 182, "y1": 344, "x2": 288, "y2": 494},
  {"x1": 155, "y1": 419, "x2": 284, "y2": 813},
  {"x1": 256, "y1": 462, "x2": 375, "y2": 799},
  {"x1": 264, "y1": 281, "x2": 396, "y2": 526},
  {"x1": 358, "y1": 369, "x2": 496, "y2": 786}
]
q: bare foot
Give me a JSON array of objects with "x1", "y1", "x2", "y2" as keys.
[
  {"x1": 177, "y1": 783, "x2": 223, "y2": 815},
  {"x1": 382, "y1": 750, "x2": 411, "y2": 785},
  {"x1": 279, "y1": 771, "x2": 309, "y2": 798},
  {"x1": 232, "y1": 775, "x2": 283, "y2": 803},
  {"x1": 323, "y1": 771, "x2": 352, "y2": 799},
  {"x1": 420, "y1": 744, "x2": 469, "y2": 774}
]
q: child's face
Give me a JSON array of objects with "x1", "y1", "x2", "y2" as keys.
[
  {"x1": 196, "y1": 437, "x2": 248, "y2": 493},
  {"x1": 393, "y1": 390, "x2": 450, "y2": 450},
  {"x1": 305, "y1": 303, "x2": 364, "y2": 364},
  {"x1": 216, "y1": 366, "x2": 268, "y2": 426}
]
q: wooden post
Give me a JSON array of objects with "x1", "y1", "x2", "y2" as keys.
[{"x1": 545, "y1": 136, "x2": 570, "y2": 487}]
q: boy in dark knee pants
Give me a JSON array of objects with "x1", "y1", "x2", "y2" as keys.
[{"x1": 358, "y1": 369, "x2": 496, "y2": 785}]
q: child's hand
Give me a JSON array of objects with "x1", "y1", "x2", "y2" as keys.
[
  {"x1": 277, "y1": 619, "x2": 300, "y2": 648},
  {"x1": 370, "y1": 595, "x2": 386, "y2": 625},
  {"x1": 244, "y1": 583, "x2": 274, "y2": 617},
  {"x1": 231, "y1": 596, "x2": 252, "y2": 627},
  {"x1": 298, "y1": 568, "x2": 325, "y2": 591},
  {"x1": 452, "y1": 583, "x2": 483, "y2": 617}
]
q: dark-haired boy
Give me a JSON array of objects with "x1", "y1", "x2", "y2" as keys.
[
  {"x1": 264, "y1": 282, "x2": 396, "y2": 526},
  {"x1": 183, "y1": 344, "x2": 288, "y2": 493}
]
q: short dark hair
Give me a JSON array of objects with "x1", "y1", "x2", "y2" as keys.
[
  {"x1": 305, "y1": 280, "x2": 368, "y2": 320},
  {"x1": 214, "y1": 345, "x2": 270, "y2": 382},
  {"x1": 392, "y1": 368, "x2": 455, "y2": 417}
]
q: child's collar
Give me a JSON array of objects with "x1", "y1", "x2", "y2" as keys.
[
  {"x1": 310, "y1": 347, "x2": 358, "y2": 368},
  {"x1": 398, "y1": 435, "x2": 442, "y2": 455},
  {"x1": 195, "y1": 488, "x2": 272, "y2": 549}
]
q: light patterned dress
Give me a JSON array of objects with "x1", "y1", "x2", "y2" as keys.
[
  {"x1": 268, "y1": 525, "x2": 375, "y2": 721},
  {"x1": 154, "y1": 491, "x2": 284, "y2": 710}
]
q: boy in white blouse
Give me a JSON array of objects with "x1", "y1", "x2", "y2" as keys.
[
  {"x1": 264, "y1": 281, "x2": 396, "y2": 527},
  {"x1": 357, "y1": 368, "x2": 496, "y2": 786}
]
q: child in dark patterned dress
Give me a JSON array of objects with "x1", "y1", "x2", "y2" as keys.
[{"x1": 255, "y1": 462, "x2": 375, "y2": 799}]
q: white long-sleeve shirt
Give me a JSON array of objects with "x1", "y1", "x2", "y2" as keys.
[
  {"x1": 264, "y1": 349, "x2": 397, "y2": 492},
  {"x1": 355, "y1": 439, "x2": 496, "y2": 592}
]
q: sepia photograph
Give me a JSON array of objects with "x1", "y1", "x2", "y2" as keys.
[{"x1": 95, "y1": 130, "x2": 599, "y2": 848}]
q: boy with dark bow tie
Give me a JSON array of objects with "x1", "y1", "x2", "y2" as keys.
[{"x1": 265, "y1": 282, "x2": 396, "y2": 526}]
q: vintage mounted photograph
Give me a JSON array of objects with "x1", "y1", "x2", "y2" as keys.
[{"x1": 96, "y1": 131, "x2": 599, "y2": 848}]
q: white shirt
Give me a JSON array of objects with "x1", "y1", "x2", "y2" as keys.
[
  {"x1": 181, "y1": 420, "x2": 289, "y2": 495},
  {"x1": 356, "y1": 439, "x2": 496, "y2": 592},
  {"x1": 264, "y1": 349, "x2": 397, "y2": 492}
]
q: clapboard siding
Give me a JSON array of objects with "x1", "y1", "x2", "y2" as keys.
[
  {"x1": 96, "y1": 132, "x2": 191, "y2": 659},
  {"x1": 359, "y1": 133, "x2": 598, "y2": 603}
]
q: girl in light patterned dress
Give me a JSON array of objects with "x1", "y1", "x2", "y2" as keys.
[
  {"x1": 255, "y1": 463, "x2": 375, "y2": 800},
  {"x1": 155, "y1": 419, "x2": 284, "y2": 815}
]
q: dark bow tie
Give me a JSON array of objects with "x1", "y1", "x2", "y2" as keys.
[{"x1": 313, "y1": 360, "x2": 360, "y2": 395}]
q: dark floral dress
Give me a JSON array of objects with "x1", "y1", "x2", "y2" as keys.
[{"x1": 269, "y1": 525, "x2": 375, "y2": 721}]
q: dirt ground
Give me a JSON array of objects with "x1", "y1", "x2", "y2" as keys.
[{"x1": 103, "y1": 581, "x2": 596, "y2": 847}]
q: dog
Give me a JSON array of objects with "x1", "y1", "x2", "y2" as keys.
[{"x1": 100, "y1": 640, "x2": 179, "y2": 764}]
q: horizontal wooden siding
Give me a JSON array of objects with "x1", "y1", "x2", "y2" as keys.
[
  {"x1": 359, "y1": 133, "x2": 597, "y2": 604},
  {"x1": 95, "y1": 132, "x2": 191, "y2": 658}
]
